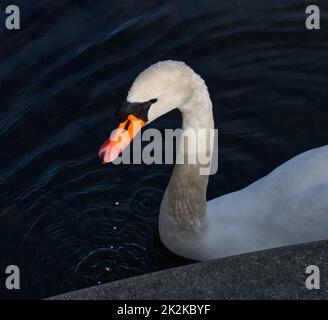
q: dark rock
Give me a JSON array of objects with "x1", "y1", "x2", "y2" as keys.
[{"x1": 49, "y1": 240, "x2": 328, "y2": 300}]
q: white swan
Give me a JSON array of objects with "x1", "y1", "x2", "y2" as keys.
[{"x1": 99, "y1": 60, "x2": 328, "y2": 261}]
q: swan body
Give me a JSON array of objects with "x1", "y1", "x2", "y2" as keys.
[
  {"x1": 160, "y1": 145, "x2": 328, "y2": 260},
  {"x1": 100, "y1": 60, "x2": 328, "y2": 261}
]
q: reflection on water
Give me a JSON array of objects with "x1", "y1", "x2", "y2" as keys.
[{"x1": 0, "y1": 0, "x2": 327, "y2": 299}]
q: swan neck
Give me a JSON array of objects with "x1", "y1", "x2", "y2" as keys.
[{"x1": 160, "y1": 81, "x2": 214, "y2": 235}]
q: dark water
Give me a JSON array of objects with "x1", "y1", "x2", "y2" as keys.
[{"x1": 0, "y1": 0, "x2": 327, "y2": 299}]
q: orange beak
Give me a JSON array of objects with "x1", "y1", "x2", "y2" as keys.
[{"x1": 99, "y1": 114, "x2": 145, "y2": 164}]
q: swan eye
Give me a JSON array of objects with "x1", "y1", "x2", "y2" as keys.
[{"x1": 150, "y1": 98, "x2": 158, "y2": 104}]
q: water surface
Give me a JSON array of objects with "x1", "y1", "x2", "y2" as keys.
[{"x1": 0, "y1": 0, "x2": 327, "y2": 299}]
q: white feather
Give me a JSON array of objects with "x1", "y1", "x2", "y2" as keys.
[{"x1": 127, "y1": 61, "x2": 328, "y2": 261}]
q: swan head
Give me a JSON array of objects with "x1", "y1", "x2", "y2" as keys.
[
  {"x1": 127, "y1": 60, "x2": 195, "y2": 122},
  {"x1": 99, "y1": 61, "x2": 196, "y2": 163}
]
